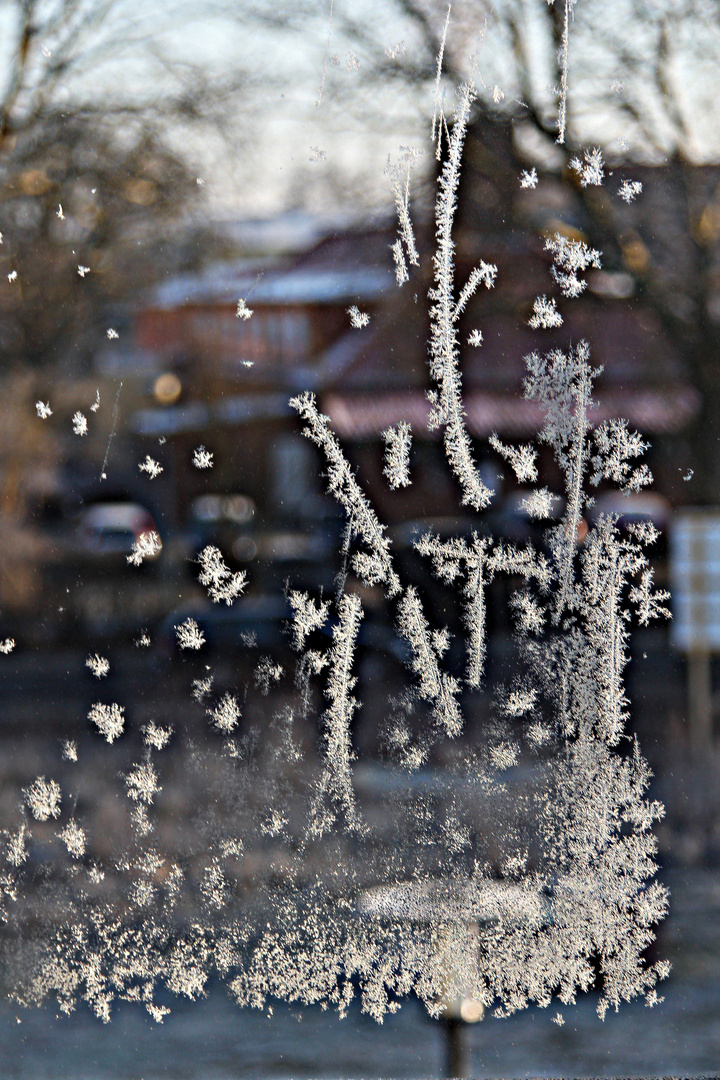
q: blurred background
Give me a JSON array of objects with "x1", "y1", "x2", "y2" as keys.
[{"x1": 1, "y1": 0, "x2": 720, "y2": 1075}]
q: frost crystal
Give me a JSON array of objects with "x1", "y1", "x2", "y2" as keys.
[
  {"x1": 382, "y1": 421, "x2": 412, "y2": 489},
  {"x1": 127, "y1": 531, "x2": 161, "y2": 566},
  {"x1": 125, "y1": 762, "x2": 161, "y2": 804},
  {"x1": 0, "y1": 638, "x2": 15, "y2": 653},
  {"x1": 88, "y1": 702, "x2": 125, "y2": 742},
  {"x1": 72, "y1": 411, "x2": 88, "y2": 436},
  {"x1": 60, "y1": 821, "x2": 86, "y2": 858},
  {"x1": 392, "y1": 238, "x2": 408, "y2": 285},
  {"x1": 61, "y1": 739, "x2": 78, "y2": 762},
  {"x1": 24, "y1": 776, "x2": 61, "y2": 821},
  {"x1": 288, "y1": 591, "x2": 330, "y2": 650},
  {"x1": 36, "y1": 401, "x2": 52, "y2": 419},
  {"x1": 6, "y1": 824, "x2": 29, "y2": 866},
  {"x1": 619, "y1": 179, "x2": 643, "y2": 203},
  {"x1": 236, "y1": 298, "x2": 253, "y2": 320},
  {"x1": 175, "y1": 618, "x2": 205, "y2": 650},
  {"x1": 489, "y1": 433, "x2": 538, "y2": 483},
  {"x1": 544, "y1": 233, "x2": 602, "y2": 298},
  {"x1": 139, "y1": 455, "x2": 163, "y2": 478},
  {"x1": 86, "y1": 654, "x2": 109, "y2": 678},
  {"x1": 210, "y1": 692, "x2": 241, "y2": 733},
  {"x1": 197, "y1": 546, "x2": 246, "y2": 605},
  {"x1": 569, "y1": 147, "x2": 604, "y2": 186},
  {"x1": 386, "y1": 148, "x2": 421, "y2": 283},
  {"x1": 254, "y1": 656, "x2": 284, "y2": 695},
  {"x1": 528, "y1": 294, "x2": 563, "y2": 329},
  {"x1": 192, "y1": 445, "x2": 214, "y2": 469},
  {"x1": 521, "y1": 487, "x2": 556, "y2": 519},
  {"x1": 142, "y1": 722, "x2": 172, "y2": 750},
  {"x1": 520, "y1": 167, "x2": 538, "y2": 189},
  {"x1": 347, "y1": 305, "x2": 370, "y2": 328}
]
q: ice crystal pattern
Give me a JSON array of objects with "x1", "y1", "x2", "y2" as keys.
[
  {"x1": 72, "y1": 411, "x2": 88, "y2": 436},
  {"x1": 2, "y1": 52, "x2": 669, "y2": 1033},
  {"x1": 127, "y1": 531, "x2": 161, "y2": 566},
  {"x1": 139, "y1": 455, "x2": 163, "y2": 478},
  {"x1": 197, "y1": 545, "x2": 246, "y2": 605},
  {"x1": 24, "y1": 777, "x2": 61, "y2": 821},
  {"x1": 175, "y1": 618, "x2": 205, "y2": 650},
  {"x1": 88, "y1": 702, "x2": 125, "y2": 743},
  {"x1": 193, "y1": 445, "x2": 214, "y2": 469},
  {"x1": 570, "y1": 147, "x2": 604, "y2": 187},
  {"x1": 86, "y1": 654, "x2": 109, "y2": 678}
]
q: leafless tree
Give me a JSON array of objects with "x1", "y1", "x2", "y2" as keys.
[{"x1": 0, "y1": 0, "x2": 252, "y2": 369}]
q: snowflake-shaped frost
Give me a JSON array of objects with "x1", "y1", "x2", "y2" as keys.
[
  {"x1": 197, "y1": 546, "x2": 246, "y2": 605},
  {"x1": 569, "y1": 147, "x2": 604, "y2": 187},
  {"x1": 88, "y1": 702, "x2": 125, "y2": 742},
  {"x1": 528, "y1": 295, "x2": 563, "y2": 329},
  {"x1": 86, "y1": 654, "x2": 109, "y2": 678},
  {"x1": 24, "y1": 776, "x2": 61, "y2": 821},
  {"x1": 127, "y1": 531, "x2": 161, "y2": 566},
  {"x1": 139, "y1": 455, "x2": 163, "y2": 479},
  {"x1": 347, "y1": 305, "x2": 370, "y2": 328},
  {"x1": 619, "y1": 180, "x2": 642, "y2": 204},
  {"x1": 175, "y1": 618, "x2": 205, "y2": 650},
  {"x1": 193, "y1": 446, "x2": 214, "y2": 469}
]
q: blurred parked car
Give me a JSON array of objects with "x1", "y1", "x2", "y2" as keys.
[{"x1": 78, "y1": 502, "x2": 161, "y2": 560}]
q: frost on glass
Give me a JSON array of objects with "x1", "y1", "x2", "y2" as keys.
[{"x1": 0, "y1": 47, "x2": 670, "y2": 1032}]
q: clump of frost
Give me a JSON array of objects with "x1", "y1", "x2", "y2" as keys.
[
  {"x1": 544, "y1": 233, "x2": 602, "y2": 298},
  {"x1": 2, "y1": 31, "x2": 671, "y2": 1032},
  {"x1": 529, "y1": 295, "x2": 563, "y2": 329},
  {"x1": 127, "y1": 531, "x2": 161, "y2": 566},
  {"x1": 61, "y1": 739, "x2": 78, "y2": 762},
  {"x1": 619, "y1": 179, "x2": 642, "y2": 203},
  {"x1": 0, "y1": 638, "x2": 15, "y2": 653},
  {"x1": 197, "y1": 546, "x2": 246, "y2": 604},
  {"x1": 489, "y1": 433, "x2": 537, "y2": 483},
  {"x1": 86, "y1": 654, "x2": 109, "y2": 678},
  {"x1": 88, "y1": 702, "x2": 125, "y2": 742},
  {"x1": 347, "y1": 305, "x2": 370, "y2": 328},
  {"x1": 569, "y1": 147, "x2": 604, "y2": 186},
  {"x1": 142, "y1": 723, "x2": 172, "y2": 750},
  {"x1": 60, "y1": 821, "x2": 86, "y2": 858},
  {"x1": 126, "y1": 531, "x2": 161, "y2": 565},
  {"x1": 72, "y1": 411, "x2": 88, "y2": 436},
  {"x1": 382, "y1": 421, "x2": 412, "y2": 488},
  {"x1": 6, "y1": 824, "x2": 29, "y2": 866},
  {"x1": 36, "y1": 401, "x2": 52, "y2": 419},
  {"x1": 139, "y1": 455, "x2": 163, "y2": 478},
  {"x1": 175, "y1": 618, "x2": 205, "y2": 650},
  {"x1": 193, "y1": 445, "x2": 213, "y2": 469},
  {"x1": 24, "y1": 776, "x2": 61, "y2": 821},
  {"x1": 125, "y1": 762, "x2": 161, "y2": 804},
  {"x1": 210, "y1": 692, "x2": 241, "y2": 733}
]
